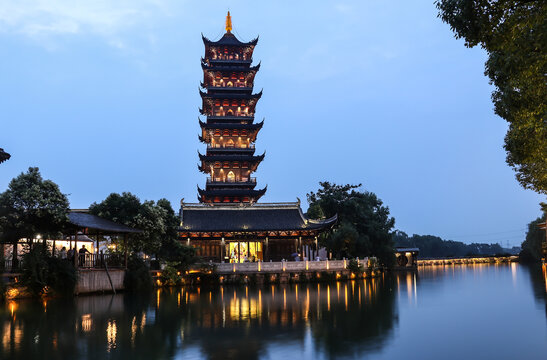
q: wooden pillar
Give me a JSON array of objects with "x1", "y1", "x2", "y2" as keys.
[
  {"x1": 221, "y1": 237, "x2": 225, "y2": 263},
  {"x1": 123, "y1": 233, "x2": 128, "y2": 269},
  {"x1": 238, "y1": 241, "x2": 241, "y2": 263},
  {"x1": 52, "y1": 240, "x2": 56, "y2": 257},
  {"x1": 74, "y1": 232, "x2": 78, "y2": 268},
  {"x1": 264, "y1": 237, "x2": 269, "y2": 262}
]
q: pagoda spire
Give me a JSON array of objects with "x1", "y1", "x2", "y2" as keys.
[{"x1": 225, "y1": 11, "x2": 232, "y2": 33}]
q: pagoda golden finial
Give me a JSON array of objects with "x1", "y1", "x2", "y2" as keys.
[{"x1": 226, "y1": 11, "x2": 232, "y2": 33}]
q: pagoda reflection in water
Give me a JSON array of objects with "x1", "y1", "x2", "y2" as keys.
[{"x1": 0, "y1": 273, "x2": 409, "y2": 360}]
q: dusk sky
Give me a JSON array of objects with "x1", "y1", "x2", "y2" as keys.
[{"x1": 0, "y1": 1, "x2": 543, "y2": 247}]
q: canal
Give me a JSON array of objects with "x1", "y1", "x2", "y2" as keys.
[{"x1": 1, "y1": 264, "x2": 546, "y2": 359}]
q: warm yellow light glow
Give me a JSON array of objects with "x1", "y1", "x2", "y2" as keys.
[
  {"x1": 106, "y1": 320, "x2": 117, "y2": 352},
  {"x1": 225, "y1": 11, "x2": 232, "y2": 33}
]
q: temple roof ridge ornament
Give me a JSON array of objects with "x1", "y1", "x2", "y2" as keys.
[{"x1": 226, "y1": 11, "x2": 232, "y2": 33}]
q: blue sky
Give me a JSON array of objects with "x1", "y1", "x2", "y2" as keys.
[{"x1": 0, "y1": 1, "x2": 543, "y2": 246}]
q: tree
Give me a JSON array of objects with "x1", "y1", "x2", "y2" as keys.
[
  {"x1": 520, "y1": 212, "x2": 546, "y2": 262},
  {"x1": 0, "y1": 167, "x2": 69, "y2": 267},
  {"x1": 307, "y1": 182, "x2": 396, "y2": 265},
  {"x1": 89, "y1": 193, "x2": 195, "y2": 265},
  {"x1": 436, "y1": 0, "x2": 547, "y2": 195}
]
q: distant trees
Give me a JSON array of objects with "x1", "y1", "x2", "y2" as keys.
[
  {"x1": 436, "y1": 0, "x2": 547, "y2": 195},
  {"x1": 307, "y1": 182, "x2": 395, "y2": 265},
  {"x1": 520, "y1": 213, "x2": 546, "y2": 263},
  {"x1": 393, "y1": 231, "x2": 506, "y2": 258}
]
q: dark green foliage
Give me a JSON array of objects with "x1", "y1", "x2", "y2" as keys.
[
  {"x1": 90, "y1": 194, "x2": 197, "y2": 270},
  {"x1": 520, "y1": 213, "x2": 546, "y2": 263},
  {"x1": 124, "y1": 254, "x2": 153, "y2": 292},
  {"x1": 159, "y1": 239, "x2": 197, "y2": 271},
  {"x1": 0, "y1": 168, "x2": 69, "y2": 268},
  {"x1": 436, "y1": 0, "x2": 547, "y2": 195},
  {"x1": 347, "y1": 259, "x2": 364, "y2": 275},
  {"x1": 307, "y1": 182, "x2": 395, "y2": 266},
  {"x1": 21, "y1": 244, "x2": 77, "y2": 297},
  {"x1": 0, "y1": 276, "x2": 5, "y2": 302},
  {"x1": 393, "y1": 231, "x2": 506, "y2": 258},
  {"x1": 159, "y1": 262, "x2": 183, "y2": 286}
]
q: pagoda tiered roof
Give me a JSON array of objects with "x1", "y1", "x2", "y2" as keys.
[
  {"x1": 201, "y1": 60, "x2": 260, "y2": 72},
  {"x1": 201, "y1": 33, "x2": 258, "y2": 47},
  {"x1": 199, "y1": 119, "x2": 264, "y2": 129},
  {"x1": 199, "y1": 89, "x2": 262, "y2": 100},
  {"x1": 198, "y1": 152, "x2": 265, "y2": 164}
]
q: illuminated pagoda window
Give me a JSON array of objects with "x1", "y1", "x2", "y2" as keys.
[{"x1": 198, "y1": 11, "x2": 265, "y2": 204}]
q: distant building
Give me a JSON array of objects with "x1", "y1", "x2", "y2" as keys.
[{"x1": 180, "y1": 13, "x2": 336, "y2": 263}]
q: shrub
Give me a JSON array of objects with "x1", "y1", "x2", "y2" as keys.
[
  {"x1": 124, "y1": 254, "x2": 153, "y2": 292},
  {"x1": 21, "y1": 244, "x2": 77, "y2": 297},
  {"x1": 347, "y1": 259, "x2": 364, "y2": 275},
  {"x1": 159, "y1": 261, "x2": 182, "y2": 286}
]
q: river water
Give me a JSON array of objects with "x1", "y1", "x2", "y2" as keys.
[{"x1": 1, "y1": 264, "x2": 546, "y2": 359}]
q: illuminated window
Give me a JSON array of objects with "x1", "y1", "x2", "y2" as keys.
[
  {"x1": 223, "y1": 100, "x2": 229, "y2": 107},
  {"x1": 226, "y1": 139, "x2": 234, "y2": 147},
  {"x1": 227, "y1": 171, "x2": 235, "y2": 182},
  {"x1": 214, "y1": 162, "x2": 221, "y2": 168}
]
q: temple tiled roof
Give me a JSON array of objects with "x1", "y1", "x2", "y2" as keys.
[
  {"x1": 179, "y1": 201, "x2": 337, "y2": 233},
  {"x1": 202, "y1": 33, "x2": 258, "y2": 47},
  {"x1": 68, "y1": 212, "x2": 142, "y2": 234}
]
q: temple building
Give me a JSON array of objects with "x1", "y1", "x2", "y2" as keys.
[{"x1": 180, "y1": 13, "x2": 337, "y2": 263}]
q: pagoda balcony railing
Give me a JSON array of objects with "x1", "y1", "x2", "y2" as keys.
[
  {"x1": 207, "y1": 115, "x2": 254, "y2": 120},
  {"x1": 207, "y1": 144, "x2": 255, "y2": 150},
  {"x1": 207, "y1": 177, "x2": 256, "y2": 184},
  {"x1": 207, "y1": 85, "x2": 251, "y2": 91}
]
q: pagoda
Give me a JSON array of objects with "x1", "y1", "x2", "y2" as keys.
[
  {"x1": 197, "y1": 12, "x2": 266, "y2": 203},
  {"x1": 180, "y1": 13, "x2": 337, "y2": 263}
]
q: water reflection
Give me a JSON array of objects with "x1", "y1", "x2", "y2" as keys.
[{"x1": 0, "y1": 275, "x2": 404, "y2": 360}]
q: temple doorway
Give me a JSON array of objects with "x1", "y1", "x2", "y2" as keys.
[{"x1": 227, "y1": 241, "x2": 263, "y2": 263}]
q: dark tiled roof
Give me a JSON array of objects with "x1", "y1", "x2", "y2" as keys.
[
  {"x1": 395, "y1": 248, "x2": 420, "y2": 253},
  {"x1": 0, "y1": 148, "x2": 10, "y2": 164},
  {"x1": 179, "y1": 202, "x2": 337, "y2": 232},
  {"x1": 199, "y1": 120, "x2": 264, "y2": 130},
  {"x1": 202, "y1": 32, "x2": 258, "y2": 47},
  {"x1": 199, "y1": 89, "x2": 263, "y2": 100},
  {"x1": 198, "y1": 187, "x2": 266, "y2": 197},
  {"x1": 198, "y1": 153, "x2": 265, "y2": 163},
  {"x1": 68, "y1": 212, "x2": 142, "y2": 234}
]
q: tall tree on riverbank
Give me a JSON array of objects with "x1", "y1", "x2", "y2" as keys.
[
  {"x1": 0, "y1": 167, "x2": 69, "y2": 267},
  {"x1": 520, "y1": 212, "x2": 547, "y2": 262},
  {"x1": 307, "y1": 182, "x2": 395, "y2": 265},
  {"x1": 436, "y1": 0, "x2": 547, "y2": 196}
]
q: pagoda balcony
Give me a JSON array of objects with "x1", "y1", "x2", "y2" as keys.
[
  {"x1": 206, "y1": 177, "x2": 257, "y2": 184},
  {"x1": 209, "y1": 58, "x2": 253, "y2": 65},
  {"x1": 207, "y1": 144, "x2": 255, "y2": 150}
]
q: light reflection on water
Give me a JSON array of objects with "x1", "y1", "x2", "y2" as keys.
[{"x1": 0, "y1": 264, "x2": 546, "y2": 360}]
